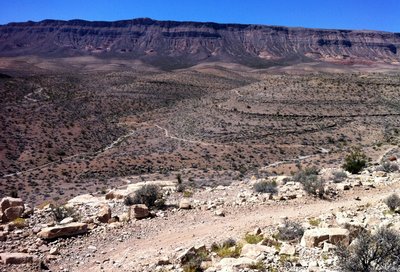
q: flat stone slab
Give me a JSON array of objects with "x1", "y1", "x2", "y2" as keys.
[
  {"x1": 38, "y1": 222, "x2": 88, "y2": 240},
  {"x1": 0, "y1": 253, "x2": 36, "y2": 264}
]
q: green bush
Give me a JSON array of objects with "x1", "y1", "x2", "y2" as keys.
[
  {"x1": 342, "y1": 148, "x2": 367, "y2": 174},
  {"x1": 211, "y1": 238, "x2": 242, "y2": 258},
  {"x1": 336, "y1": 228, "x2": 400, "y2": 271},
  {"x1": 244, "y1": 233, "x2": 264, "y2": 244},
  {"x1": 253, "y1": 180, "x2": 278, "y2": 194}
]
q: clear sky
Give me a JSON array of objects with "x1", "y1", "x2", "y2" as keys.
[{"x1": 0, "y1": 0, "x2": 399, "y2": 32}]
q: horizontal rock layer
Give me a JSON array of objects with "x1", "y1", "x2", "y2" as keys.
[{"x1": 0, "y1": 18, "x2": 399, "y2": 69}]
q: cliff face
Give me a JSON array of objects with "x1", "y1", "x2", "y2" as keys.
[{"x1": 0, "y1": 18, "x2": 399, "y2": 69}]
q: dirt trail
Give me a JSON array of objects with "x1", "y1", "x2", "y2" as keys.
[
  {"x1": 1, "y1": 130, "x2": 136, "y2": 178},
  {"x1": 154, "y1": 124, "x2": 224, "y2": 147},
  {"x1": 75, "y1": 182, "x2": 400, "y2": 272}
]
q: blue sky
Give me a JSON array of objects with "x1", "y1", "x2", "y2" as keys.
[{"x1": 0, "y1": 0, "x2": 399, "y2": 32}]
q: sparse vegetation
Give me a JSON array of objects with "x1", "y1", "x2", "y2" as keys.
[
  {"x1": 384, "y1": 193, "x2": 400, "y2": 211},
  {"x1": 52, "y1": 205, "x2": 80, "y2": 222},
  {"x1": 244, "y1": 233, "x2": 264, "y2": 244},
  {"x1": 308, "y1": 217, "x2": 321, "y2": 227},
  {"x1": 12, "y1": 217, "x2": 26, "y2": 228},
  {"x1": 211, "y1": 238, "x2": 242, "y2": 258},
  {"x1": 293, "y1": 168, "x2": 325, "y2": 197},
  {"x1": 183, "y1": 190, "x2": 194, "y2": 198},
  {"x1": 176, "y1": 173, "x2": 185, "y2": 192},
  {"x1": 336, "y1": 228, "x2": 400, "y2": 271},
  {"x1": 253, "y1": 180, "x2": 278, "y2": 194},
  {"x1": 377, "y1": 161, "x2": 399, "y2": 173},
  {"x1": 124, "y1": 184, "x2": 161, "y2": 207},
  {"x1": 276, "y1": 219, "x2": 304, "y2": 241},
  {"x1": 332, "y1": 170, "x2": 347, "y2": 183},
  {"x1": 292, "y1": 167, "x2": 319, "y2": 183},
  {"x1": 342, "y1": 148, "x2": 367, "y2": 174},
  {"x1": 247, "y1": 261, "x2": 267, "y2": 271}
]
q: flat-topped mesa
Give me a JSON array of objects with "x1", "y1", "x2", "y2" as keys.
[{"x1": 0, "y1": 18, "x2": 399, "y2": 69}]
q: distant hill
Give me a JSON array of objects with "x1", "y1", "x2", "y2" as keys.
[{"x1": 0, "y1": 18, "x2": 399, "y2": 69}]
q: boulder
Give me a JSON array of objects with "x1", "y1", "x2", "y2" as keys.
[
  {"x1": 240, "y1": 244, "x2": 276, "y2": 259},
  {"x1": 3, "y1": 206, "x2": 24, "y2": 221},
  {"x1": 0, "y1": 197, "x2": 24, "y2": 212},
  {"x1": 96, "y1": 205, "x2": 111, "y2": 223},
  {"x1": 105, "y1": 190, "x2": 117, "y2": 200},
  {"x1": 38, "y1": 222, "x2": 88, "y2": 240},
  {"x1": 59, "y1": 217, "x2": 74, "y2": 225},
  {"x1": 0, "y1": 253, "x2": 36, "y2": 264},
  {"x1": 279, "y1": 243, "x2": 296, "y2": 256},
  {"x1": 217, "y1": 257, "x2": 255, "y2": 269},
  {"x1": 0, "y1": 197, "x2": 24, "y2": 222},
  {"x1": 301, "y1": 228, "x2": 350, "y2": 248},
  {"x1": 131, "y1": 204, "x2": 149, "y2": 219},
  {"x1": 214, "y1": 209, "x2": 225, "y2": 217},
  {"x1": 179, "y1": 199, "x2": 192, "y2": 209}
]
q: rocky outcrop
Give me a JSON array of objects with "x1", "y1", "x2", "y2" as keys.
[
  {"x1": 0, "y1": 197, "x2": 24, "y2": 223},
  {"x1": 301, "y1": 228, "x2": 350, "y2": 248},
  {"x1": 37, "y1": 222, "x2": 88, "y2": 240},
  {"x1": 0, "y1": 18, "x2": 399, "y2": 69}
]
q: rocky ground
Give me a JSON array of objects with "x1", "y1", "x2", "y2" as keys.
[{"x1": 1, "y1": 152, "x2": 400, "y2": 271}]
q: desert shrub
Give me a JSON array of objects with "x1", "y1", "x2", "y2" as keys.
[
  {"x1": 293, "y1": 167, "x2": 325, "y2": 197},
  {"x1": 308, "y1": 217, "x2": 321, "y2": 227},
  {"x1": 277, "y1": 219, "x2": 304, "y2": 241},
  {"x1": 124, "y1": 184, "x2": 161, "y2": 207},
  {"x1": 332, "y1": 170, "x2": 348, "y2": 183},
  {"x1": 247, "y1": 261, "x2": 267, "y2": 271},
  {"x1": 292, "y1": 167, "x2": 319, "y2": 183},
  {"x1": 384, "y1": 193, "x2": 400, "y2": 211},
  {"x1": 10, "y1": 190, "x2": 18, "y2": 198},
  {"x1": 211, "y1": 238, "x2": 242, "y2": 258},
  {"x1": 336, "y1": 228, "x2": 400, "y2": 271},
  {"x1": 176, "y1": 173, "x2": 185, "y2": 192},
  {"x1": 183, "y1": 190, "x2": 193, "y2": 198},
  {"x1": 244, "y1": 233, "x2": 264, "y2": 244},
  {"x1": 377, "y1": 161, "x2": 399, "y2": 173},
  {"x1": 301, "y1": 176, "x2": 325, "y2": 198},
  {"x1": 182, "y1": 249, "x2": 209, "y2": 272},
  {"x1": 12, "y1": 217, "x2": 26, "y2": 228},
  {"x1": 52, "y1": 205, "x2": 79, "y2": 222},
  {"x1": 253, "y1": 180, "x2": 278, "y2": 194},
  {"x1": 342, "y1": 148, "x2": 367, "y2": 174}
]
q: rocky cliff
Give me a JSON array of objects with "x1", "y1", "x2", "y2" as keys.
[{"x1": 0, "y1": 18, "x2": 399, "y2": 69}]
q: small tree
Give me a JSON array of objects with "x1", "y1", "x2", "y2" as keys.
[{"x1": 342, "y1": 148, "x2": 367, "y2": 174}]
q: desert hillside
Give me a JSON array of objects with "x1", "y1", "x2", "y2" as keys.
[{"x1": 0, "y1": 18, "x2": 399, "y2": 70}]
